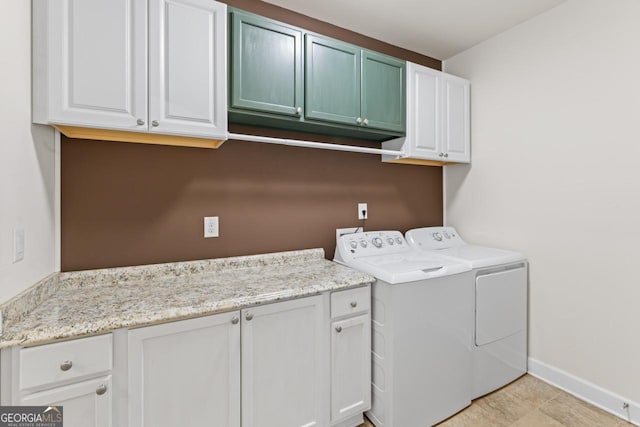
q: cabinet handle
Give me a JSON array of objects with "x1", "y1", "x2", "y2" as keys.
[
  {"x1": 363, "y1": 118, "x2": 369, "y2": 126},
  {"x1": 356, "y1": 117, "x2": 362, "y2": 125},
  {"x1": 151, "y1": 120, "x2": 159, "y2": 127},
  {"x1": 95, "y1": 384, "x2": 107, "y2": 396},
  {"x1": 245, "y1": 313, "x2": 253, "y2": 321},
  {"x1": 350, "y1": 301, "x2": 358, "y2": 308},
  {"x1": 60, "y1": 360, "x2": 73, "y2": 371},
  {"x1": 295, "y1": 106, "x2": 302, "y2": 115},
  {"x1": 136, "y1": 119, "x2": 145, "y2": 126},
  {"x1": 439, "y1": 152, "x2": 444, "y2": 157},
  {"x1": 444, "y1": 153, "x2": 449, "y2": 158},
  {"x1": 335, "y1": 326, "x2": 342, "y2": 333},
  {"x1": 231, "y1": 316, "x2": 239, "y2": 325}
]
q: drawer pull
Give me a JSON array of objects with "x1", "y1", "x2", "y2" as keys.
[
  {"x1": 350, "y1": 301, "x2": 358, "y2": 308},
  {"x1": 231, "y1": 316, "x2": 239, "y2": 325},
  {"x1": 335, "y1": 326, "x2": 343, "y2": 333},
  {"x1": 60, "y1": 360, "x2": 73, "y2": 371},
  {"x1": 245, "y1": 313, "x2": 253, "y2": 321},
  {"x1": 96, "y1": 384, "x2": 107, "y2": 396}
]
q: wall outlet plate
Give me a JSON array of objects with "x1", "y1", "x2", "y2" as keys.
[
  {"x1": 12, "y1": 227, "x2": 24, "y2": 263},
  {"x1": 204, "y1": 216, "x2": 219, "y2": 238},
  {"x1": 358, "y1": 203, "x2": 368, "y2": 220}
]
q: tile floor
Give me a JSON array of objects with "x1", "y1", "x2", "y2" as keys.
[{"x1": 360, "y1": 374, "x2": 633, "y2": 427}]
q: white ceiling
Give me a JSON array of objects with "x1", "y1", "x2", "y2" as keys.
[{"x1": 261, "y1": 0, "x2": 567, "y2": 60}]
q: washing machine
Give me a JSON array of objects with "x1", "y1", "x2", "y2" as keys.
[
  {"x1": 405, "y1": 226, "x2": 528, "y2": 399},
  {"x1": 334, "y1": 230, "x2": 473, "y2": 427}
]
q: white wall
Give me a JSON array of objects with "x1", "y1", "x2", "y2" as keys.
[
  {"x1": 0, "y1": 0, "x2": 57, "y2": 303},
  {"x1": 444, "y1": 0, "x2": 640, "y2": 406}
]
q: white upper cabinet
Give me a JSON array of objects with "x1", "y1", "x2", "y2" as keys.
[
  {"x1": 148, "y1": 0, "x2": 227, "y2": 138},
  {"x1": 33, "y1": 0, "x2": 147, "y2": 130},
  {"x1": 382, "y1": 62, "x2": 470, "y2": 165},
  {"x1": 33, "y1": 0, "x2": 227, "y2": 145}
]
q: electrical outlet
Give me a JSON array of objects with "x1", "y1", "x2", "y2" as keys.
[
  {"x1": 13, "y1": 227, "x2": 24, "y2": 263},
  {"x1": 358, "y1": 203, "x2": 368, "y2": 220},
  {"x1": 204, "y1": 216, "x2": 219, "y2": 238}
]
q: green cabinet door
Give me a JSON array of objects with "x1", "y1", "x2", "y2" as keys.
[
  {"x1": 361, "y1": 50, "x2": 406, "y2": 133},
  {"x1": 230, "y1": 11, "x2": 303, "y2": 117},
  {"x1": 305, "y1": 35, "x2": 361, "y2": 126}
]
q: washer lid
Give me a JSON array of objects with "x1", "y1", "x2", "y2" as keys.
[{"x1": 432, "y1": 245, "x2": 526, "y2": 269}]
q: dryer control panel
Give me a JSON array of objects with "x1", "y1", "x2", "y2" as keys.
[
  {"x1": 405, "y1": 226, "x2": 466, "y2": 250},
  {"x1": 334, "y1": 230, "x2": 409, "y2": 263}
]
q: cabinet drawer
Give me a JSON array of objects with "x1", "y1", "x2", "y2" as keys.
[
  {"x1": 331, "y1": 286, "x2": 370, "y2": 319},
  {"x1": 20, "y1": 334, "x2": 113, "y2": 391}
]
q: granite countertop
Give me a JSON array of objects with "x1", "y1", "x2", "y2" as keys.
[{"x1": 0, "y1": 249, "x2": 373, "y2": 349}]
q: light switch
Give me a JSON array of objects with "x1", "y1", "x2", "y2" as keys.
[{"x1": 13, "y1": 227, "x2": 24, "y2": 263}]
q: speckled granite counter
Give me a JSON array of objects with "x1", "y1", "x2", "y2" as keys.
[{"x1": 0, "y1": 249, "x2": 373, "y2": 349}]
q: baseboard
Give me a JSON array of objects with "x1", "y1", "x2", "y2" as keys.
[{"x1": 528, "y1": 357, "x2": 639, "y2": 426}]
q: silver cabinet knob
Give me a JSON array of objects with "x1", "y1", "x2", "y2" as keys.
[
  {"x1": 439, "y1": 152, "x2": 444, "y2": 157},
  {"x1": 295, "y1": 106, "x2": 302, "y2": 115},
  {"x1": 231, "y1": 316, "x2": 239, "y2": 325},
  {"x1": 335, "y1": 326, "x2": 342, "y2": 333},
  {"x1": 245, "y1": 313, "x2": 253, "y2": 321},
  {"x1": 136, "y1": 119, "x2": 145, "y2": 126},
  {"x1": 96, "y1": 384, "x2": 107, "y2": 396},
  {"x1": 356, "y1": 117, "x2": 362, "y2": 125},
  {"x1": 363, "y1": 118, "x2": 369, "y2": 126},
  {"x1": 60, "y1": 360, "x2": 73, "y2": 371},
  {"x1": 151, "y1": 120, "x2": 159, "y2": 127},
  {"x1": 350, "y1": 301, "x2": 358, "y2": 308},
  {"x1": 444, "y1": 153, "x2": 449, "y2": 158}
]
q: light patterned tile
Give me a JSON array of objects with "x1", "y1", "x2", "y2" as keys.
[
  {"x1": 473, "y1": 383, "x2": 539, "y2": 424},
  {"x1": 502, "y1": 375, "x2": 562, "y2": 408},
  {"x1": 510, "y1": 410, "x2": 566, "y2": 427},
  {"x1": 437, "y1": 402, "x2": 510, "y2": 427},
  {"x1": 540, "y1": 392, "x2": 621, "y2": 427}
]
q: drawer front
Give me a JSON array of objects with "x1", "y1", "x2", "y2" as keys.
[
  {"x1": 331, "y1": 286, "x2": 370, "y2": 319},
  {"x1": 20, "y1": 334, "x2": 113, "y2": 391}
]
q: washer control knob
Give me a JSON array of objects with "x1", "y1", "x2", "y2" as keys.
[
  {"x1": 359, "y1": 240, "x2": 368, "y2": 248},
  {"x1": 443, "y1": 231, "x2": 451, "y2": 239},
  {"x1": 395, "y1": 237, "x2": 403, "y2": 244},
  {"x1": 372, "y1": 237, "x2": 383, "y2": 248},
  {"x1": 387, "y1": 237, "x2": 394, "y2": 245},
  {"x1": 432, "y1": 232, "x2": 443, "y2": 241},
  {"x1": 349, "y1": 241, "x2": 358, "y2": 249}
]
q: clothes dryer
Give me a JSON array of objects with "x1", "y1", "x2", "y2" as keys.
[{"x1": 405, "y1": 226, "x2": 528, "y2": 399}]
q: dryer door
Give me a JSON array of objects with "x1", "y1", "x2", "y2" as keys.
[{"x1": 475, "y1": 266, "x2": 527, "y2": 346}]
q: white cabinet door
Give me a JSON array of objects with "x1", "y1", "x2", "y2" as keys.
[
  {"x1": 442, "y1": 74, "x2": 471, "y2": 163},
  {"x1": 128, "y1": 312, "x2": 241, "y2": 427},
  {"x1": 36, "y1": 0, "x2": 147, "y2": 130},
  {"x1": 242, "y1": 296, "x2": 329, "y2": 427},
  {"x1": 410, "y1": 62, "x2": 441, "y2": 160},
  {"x1": 331, "y1": 314, "x2": 371, "y2": 424},
  {"x1": 20, "y1": 376, "x2": 112, "y2": 427},
  {"x1": 149, "y1": 0, "x2": 227, "y2": 139}
]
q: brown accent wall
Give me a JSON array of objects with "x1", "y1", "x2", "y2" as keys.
[{"x1": 60, "y1": 2, "x2": 443, "y2": 271}]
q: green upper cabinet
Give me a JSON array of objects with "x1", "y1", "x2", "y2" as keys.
[
  {"x1": 305, "y1": 35, "x2": 361, "y2": 126},
  {"x1": 230, "y1": 11, "x2": 303, "y2": 117},
  {"x1": 361, "y1": 51, "x2": 406, "y2": 133}
]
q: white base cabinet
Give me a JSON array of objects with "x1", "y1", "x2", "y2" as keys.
[
  {"x1": 242, "y1": 296, "x2": 329, "y2": 427},
  {"x1": 382, "y1": 62, "x2": 470, "y2": 165},
  {"x1": 128, "y1": 312, "x2": 241, "y2": 427},
  {"x1": 0, "y1": 286, "x2": 371, "y2": 427}
]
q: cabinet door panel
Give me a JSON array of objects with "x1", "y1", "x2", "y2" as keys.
[
  {"x1": 411, "y1": 63, "x2": 441, "y2": 159},
  {"x1": 442, "y1": 75, "x2": 471, "y2": 163},
  {"x1": 305, "y1": 35, "x2": 361, "y2": 126},
  {"x1": 231, "y1": 12, "x2": 303, "y2": 117},
  {"x1": 361, "y1": 51, "x2": 405, "y2": 133},
  {"x1": 242, "y1": 296, "x2": 328, "y2": 427},
  {"x1": 149, "y1": 0, "x2": 227, "y2": 138},
  {"x1": 20, "y1": 376, "x2": 112, "y2": 427},
  {"x1": 331, "y1": 314, "x2": 371, "y2": 424},
  {"x1": 48, "y1": 0, "x2": 147, "y2": 129},
  {"x1": 128, "y1": 313, "x2": 240, "y2": 427}
]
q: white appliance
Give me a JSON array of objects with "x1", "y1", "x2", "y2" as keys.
[
  {"x1": 405, "y1": 226, "x2": 528, "y2": 399},
  {"x1": 334, "y1": 230, "x2": 473, "y2": 427}
]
